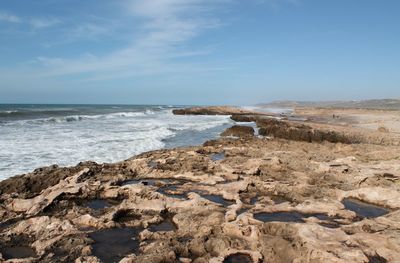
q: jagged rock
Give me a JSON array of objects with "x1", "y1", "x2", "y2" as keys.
[
  {"x1": 230, "y1": 114, "x2": 259, "y2": 122},
  {"x1": 221, "y1": 125, "x2": 254, "y2": 138},
  {"x1": 6, "y1": 169, "x2": 90, "y2": 215}
]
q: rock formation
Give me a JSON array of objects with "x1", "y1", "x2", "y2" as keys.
[
  {"x1": 172, "y1": 106, "x2": 265, "y2": 116},
  {"x1": 1, "y1": 107, "x2": 400, "y2": 263},
  {"x1": 220, "y1": 125, "x2": 255, "y2": 138}
]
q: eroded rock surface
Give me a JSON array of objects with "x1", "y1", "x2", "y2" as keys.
[
  {"x1": 221, "y1": 125, "x2": 255, "y2": 138},
  {"x1": 1, "y1": 113, "x2": 400, "y2": 263},
  {"x1": 257, "y1": 118, "x2": 361, "y2": 144}
]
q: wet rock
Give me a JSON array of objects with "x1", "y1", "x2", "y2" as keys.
[
  {"x1": 230, "y1": 114, "x2": 259, "y2": 122},
  {"x1": 221, "y1": 125, "x2": 254, "y2": 138}
]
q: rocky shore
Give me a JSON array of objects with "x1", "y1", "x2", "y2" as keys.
[
  {"x1": 172, "y1": 106, "x2": 267, "y2": 116},
  {"x1": 1, "y1": 106, "x2": 400, "y2": 263}
]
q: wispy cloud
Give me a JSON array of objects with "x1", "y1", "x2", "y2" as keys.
[
  {"x1": 256, "y1": 0, "x2": 300, "y2": 8},
  {"x1": 0, "y1": 9, "x2": 60, "y2": 30},
  {"x1": 67, "y1": 23, "x2": 112, "y2": 39},
  {"x1": 28, "y1": 0, "x2": 228, "y2": 80},
  {"x1": 0, "y1": 10, "x2": 20, "y2": 23},
  {"x1": 29, "y1": 17, "x2": 61, "y2": 30}
]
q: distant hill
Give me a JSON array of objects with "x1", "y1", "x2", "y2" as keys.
[{"x1": 257, "y1": 99, "x2": 400, "y2": 110}]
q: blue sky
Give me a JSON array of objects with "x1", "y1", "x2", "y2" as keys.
[{"x1": 0, "y1": 0, "x2": 399, "y2": 105}]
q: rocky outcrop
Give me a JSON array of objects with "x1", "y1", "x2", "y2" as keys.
[
  {"x1": 6, "y1": 169, "x2": 90, "y2": 216},
  {"x1": 257, "y1": 118, "x2": 362, "y2": 144},
  {"x1": 221, "y1": 125, "x2": 254, "y2": 138},
  {"x1": 172, "y1": 106, "x2": 263, "y2": 116},
  {"x1": 230, "y1": 114, "x2": 260, "y2": 122}
]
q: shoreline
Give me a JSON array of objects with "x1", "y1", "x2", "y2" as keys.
[
  {"x1": 0, "y1": 106, "x2": 234, "y2": 180},
  {"x1": 1, "y1": 106, "x2": 400, "y2": 262}
]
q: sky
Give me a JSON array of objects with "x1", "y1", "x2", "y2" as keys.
[{"x1": 0, "y1": 0, "x2": 399, "y2": 105}]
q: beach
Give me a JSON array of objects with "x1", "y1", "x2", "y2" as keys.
[{"x1": 1, "y1": 105, "x2": 400, "y2": 262}]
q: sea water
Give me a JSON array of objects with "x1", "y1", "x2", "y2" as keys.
[{"x1": 0, "y1": 104, "x2": 233, "y2": 180}]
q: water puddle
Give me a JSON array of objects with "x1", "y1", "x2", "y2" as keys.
[
  {"x1": 308, "y1": 213, "x2": 334, "y2": 221},
  {"x1": 200, "y1": 194, "x2": 235, "y2": 207},
  {"x1": 157, "y1": 185, "x2": 188, "y2": 200},
  {"x1": 148, "y1": 216, "x2": 177, "y2": 232},
  {"x1": 211, "y1": 152, "x2": 225, "y2": 161},
  {"x1": 223, "y1": 253, "x2": 253, "y2": 263},
  {"x1": 112, "y1": 210, "x2": 142, "y2": 223},
  {"x1": 0, "y1": 246, "x2": 37, "y2": 260},
  {"x1": 254, "y1": 211, "x2": 335, "y2": 223},
  {"x1": 120, "y1": 178, "x2": 169, "y2": 187},
  {"x1": 85, "y1": 199, "x2": 120, "y2": 210},
  {"x1": 120, "y1": 178, "x2": 188, "y2": 187},
  {"x1": 249, "y1": 196, "x2": 258, "y2": 205},
  {"x1": 89, "y1": 227, "x2": 142, "y2": 263},
  {"x1": 271, "y1": 195, "x2": 291, "y2": 204},
  {"x1": 254, "y1": 211, "x2": 305, "y2": 223},
  {"x1": 318, "y1": 222, "x2": 341, "y2": 229},
  {"x1": 342, "y1": 198, "x2": 389, "y2": 218}
]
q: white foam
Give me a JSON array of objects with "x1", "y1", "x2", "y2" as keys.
[
  {"x1": 0, "y1": 109, "x2": 232, "y2": 180},
  {"x1": 15, "y1": 111, "x2": 148, "y2": 125}
]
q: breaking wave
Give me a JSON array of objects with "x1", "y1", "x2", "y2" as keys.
[{"x1": 0, "y1": 105, "x2": 233, "y2": 180}]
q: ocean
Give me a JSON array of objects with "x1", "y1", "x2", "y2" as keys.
[{"x1": 0, "y1": 104, "x2": 234, "y2": 180}]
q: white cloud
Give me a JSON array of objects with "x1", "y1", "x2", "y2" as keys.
[
  {"x1": 256, "y1": 0, "x2": 300, "y2": 8},
  {"x1": 29, "y1": 17, "x2": 61, "y2": 29},
  {"x1": 30, "y1": 0, "x2": 228, "y2": 80},
  {"x1": 0, "y1": 10, "x2": 20, "y2": 23},
  {"x1": 0, "y1": 10, "x2": 60, "y2": 29}
]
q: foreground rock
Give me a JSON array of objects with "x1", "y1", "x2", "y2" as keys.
[{"x1": 1, "y1": 117, "x2": 400, "y2": 262}]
